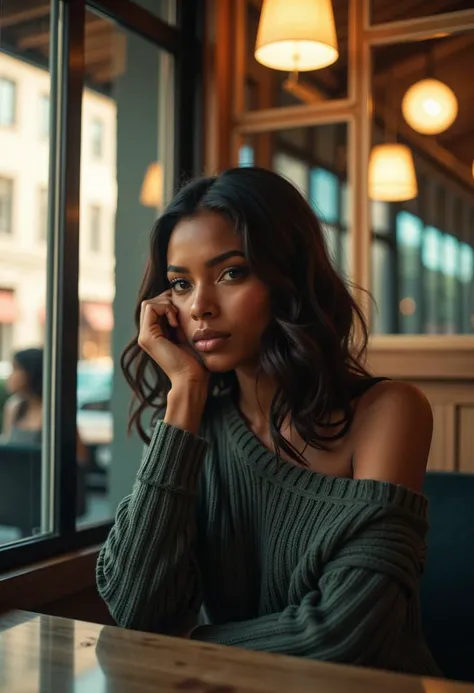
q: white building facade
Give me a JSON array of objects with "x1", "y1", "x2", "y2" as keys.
[{"x1": 0, "y1": 51, "x2": 116, "y2": 363}]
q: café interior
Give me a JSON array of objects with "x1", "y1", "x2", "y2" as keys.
[{"x1": 1, "y1": 0, "x2": 474, "y2": 691}]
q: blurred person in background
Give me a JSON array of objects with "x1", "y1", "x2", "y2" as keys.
[{"x1": 1, "y1": 347, "x2": 88, "y2": 462}]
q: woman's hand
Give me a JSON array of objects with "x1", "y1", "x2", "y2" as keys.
[{"x1": 138, "y1": 291, "x2": 209, "y2": 388}]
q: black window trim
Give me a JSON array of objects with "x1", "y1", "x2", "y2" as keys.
[{"x1": 0, "y1": 0, "x2": 203, "y2": 573}]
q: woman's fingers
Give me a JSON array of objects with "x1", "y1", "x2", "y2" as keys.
[{"x1": 140, "y1": 294, "x2": 179, "y2": 331}]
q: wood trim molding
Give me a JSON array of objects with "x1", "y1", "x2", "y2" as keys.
[{"x1": 0, "y1": 546, "x2": 101, "y2": 614}]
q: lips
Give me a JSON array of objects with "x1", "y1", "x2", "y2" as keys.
[
  {"x1": 192, "y1": 329, "x2": 230, "y2": 343},
  {"x1": 192, "y1": 329, "x2": 230, "y2": 353}
]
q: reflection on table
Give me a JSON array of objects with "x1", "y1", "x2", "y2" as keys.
[{"x1": 0, "y1": 610, "x2": 473, "y2": 693}]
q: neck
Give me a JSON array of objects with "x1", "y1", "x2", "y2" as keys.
[{"x1": 234, "y1": 364, "x2": 277, "y2": 430}]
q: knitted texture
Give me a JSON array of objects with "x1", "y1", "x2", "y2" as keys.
[{"x1": 97, "y1": 395, "x2": 440, "y2": 675}]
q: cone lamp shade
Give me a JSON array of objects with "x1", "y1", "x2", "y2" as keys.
[
  {"x1": 140, "y1": 162, "x2": 163, "y2": 208},
  {"x1": 369, "y1": 144, "x2": 418, "y2": 202},
  {"x1": 255, "y1": 0, "x2": 339, "y2": 72},
  {"x1": 402, "y1": 78, "x2": 458, "y2": 135}
]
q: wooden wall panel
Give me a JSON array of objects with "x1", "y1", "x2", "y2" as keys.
[
  {"x1": 427, "y1": 404, "x2": 456, "y2": 471},
  {"x1": 368, "y1": 340, "x2": 474, "y2": 474},
  {"x1": 458, "y1": 406, "x2": 474, "y2": 474}
]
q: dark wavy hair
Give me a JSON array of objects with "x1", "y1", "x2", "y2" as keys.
[{"x1": 121, "y1": 166, "x2": 371, "y2": 463}]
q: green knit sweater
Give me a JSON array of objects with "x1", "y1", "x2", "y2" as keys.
[{"x1": 97, "y1": 395, "x2": 440, "y2": 675}]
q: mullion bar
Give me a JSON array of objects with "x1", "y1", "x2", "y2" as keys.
[
  {"x1": 55, "y1": 0, "x2": 85, "y2": 537},
  {"x1": 42, "y1": 0, "x2": 61, "y2": 537},
  {"x1": 86, "y1": 0, "x2": 179, "y2": 54},
  {"x1": 174, "y1": 0, "x2": 204, "y2": 185}
]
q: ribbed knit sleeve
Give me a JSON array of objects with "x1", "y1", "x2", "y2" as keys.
[
  {"x1": 191, "y1": 500, "x2": 438, "y2": 674},
  {"x1": 96, "y1": 421, "x2": 208, "y2": 633}
]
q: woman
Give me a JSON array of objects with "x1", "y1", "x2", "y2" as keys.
[
  {"x1": 2, "y1": 348, "x2": 43, "y2": 444},
  {"x1": 97, "y1": 167, "x2": 440, "y2": 675},
  {"x1": 1, "y1": 347, "x2": 89, "y2": 463}
]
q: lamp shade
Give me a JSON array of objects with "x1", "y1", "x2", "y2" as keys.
[
  {"x1": 255, "y1": 0, "x2": 338, "y2": 72},
  {"x1": 402, "y1": 78, "x2": 458, "y2": 135},
  {"x1": 369, "y1": 144, "x2": 418, "y2": 202},
  {"x1": 140, "y1": 162, "x2": 163, "y2": 208}
]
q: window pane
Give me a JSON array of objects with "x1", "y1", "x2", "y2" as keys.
[
  {"x1": 372, "y1": 240, "x2": 395, "y2": 334},
  {"x1": 0, "y1": 178, "x2": 13, "y2": 234},
  {"x1": 134, "y1": 0, "x2": 177, "y2": 22},
  {"x1": 274, "y1": 151, "x2": 308, "y2": 197},
  {"x1": 0, "y1": 1, "x2": 52, "y2": 547},
  {"x1": 77, "y1": 12, "x2": 174, "y2": 526},
  {"x1": 39, "y1": 94, "x2": 49, "y2": 138},
  {"x1": 0, "y1": 77, "x2": 16, "y2": 126},
  {"x1": 370, "y1": 32, "x2": 474, "y2": 334},
  {"x1": 310, "y1": 168, "x2": 339, "y2": 224},
  {"x1": 370, "y1": 0, "x2": 472, "y2": 24},
  {"x1": 240, "y1": 123, "x2": 348, "y2": 279},
  {"x1": 89, "y1": 205, "x2": 102, "y2": 253},
  {"x1": 38, "y1": 187, "x2": 48, "y2": 242},
  {"x1": 243, "y1": 0, "x2": 348, "y2": 110},
  {"x1": 90, "y1": 118, "x2": 104, "y2": 160},
  {"x1": 397, "y1": 211, "x2": 422, "y2": 334}
]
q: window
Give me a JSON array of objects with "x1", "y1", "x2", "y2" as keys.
[
  {"x1": 310, "y1": 168, "x2": 339, "y2": 224},
  {"x1": 38, "y1": 187, "x2": 48, "y2": 241},
  {"x1": 0, "y1": 178, "x2": 13, "y2": 234},
  {"x1": 239, "y1": 145, "x2": 254, "y2": 167},
  {"x1": 0, "y1": 78, "x2": 16, "y2": 126},
  {"x1": 0, "y1": 0, "x2": 198, "y2": 568},
  {"x1": 0, "y1": 322, "x2": 13, "y2": 361},
  {"x1": 39, "y1": 94, "x2": 49, "y2": 138},
  {"x1": 89, "y1": 204, "x2": 101, "y2": 253},
  {"x1": 90, "y1": 118, "x2": 104, "y2": 159},
  {"x1": 274, "y1": 152, "x2": 308, "y2": 197}
]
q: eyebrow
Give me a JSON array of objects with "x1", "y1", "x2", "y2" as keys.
[{"x1": 167, "y1": 250, "x2": 246, "y2": 274}]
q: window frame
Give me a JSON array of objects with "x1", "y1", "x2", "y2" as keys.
[{"x1": 0, "y1": 0, "x2": 203, "y2": 572}]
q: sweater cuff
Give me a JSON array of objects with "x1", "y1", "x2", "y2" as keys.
[{"x1": 137, "y1": 420, "x2": 208, "y2": 492}]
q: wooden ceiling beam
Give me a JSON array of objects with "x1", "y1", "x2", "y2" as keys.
[
  {"x1": 0, "y1": 4, "x2": 49, "y2": 28},
  {"x1": 373, "y1": 33, "x2": 474, "y2": 85},
  {"x1": 371, "y1": 0, "x2": 464, "y2": 24},
  {"x1": 19, "y1": 17, "x2": 106, "y2": 50}
]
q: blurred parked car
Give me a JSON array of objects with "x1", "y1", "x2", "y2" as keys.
[{"x1": 76, "y1": 360, "x2": 113, "y2": 473}]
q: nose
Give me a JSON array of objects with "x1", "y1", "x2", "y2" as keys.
[{"x1": 190, "y1": 286, "x2": 219, "y2": 321}]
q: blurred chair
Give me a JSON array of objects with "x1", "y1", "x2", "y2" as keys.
[
  {"x1": 421, "y1": 471, "x2": 474, "y2": 682},
  {"x1": 0, "y1": 443, "x2": 86, "y2": 538}
]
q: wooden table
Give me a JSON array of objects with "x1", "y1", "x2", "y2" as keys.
[{"x1": 0, "y1": 611, "x2": 473, "y2": 693}]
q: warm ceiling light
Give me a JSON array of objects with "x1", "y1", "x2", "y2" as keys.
[
  {"x1": 369, "y1": 144, "x2": 418, "y2": 202},
  {"x1": 402, "y1": 78, "x2": 458, "y2": 135},
  {"x1": 140, "y1": 162, "x2": 163, "y2": 208},
  {"x1": 255, "y1": 0, "x2": 339, "y2": 72},
  {"x1": 472, "y1": 160, "x2": 474, "y2": 179}
]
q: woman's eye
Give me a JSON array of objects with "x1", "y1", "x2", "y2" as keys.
[
  {"x1": 169, "y1": 279, "x2": 189, "y2": 292},
  {"x1": 221, "y1": 267, "x2": 247, "y2": 281}
]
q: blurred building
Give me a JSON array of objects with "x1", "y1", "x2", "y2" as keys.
[{"x1": 0, "y1": 51, "x2": 116, "y2": 362}]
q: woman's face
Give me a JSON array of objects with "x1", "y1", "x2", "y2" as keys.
[
  {"x1": 166, "y1": 210, "x2": 271, "y2": 373},
  {"x1": 7, "y1": 361, "x2": 29, "y2": 395}
]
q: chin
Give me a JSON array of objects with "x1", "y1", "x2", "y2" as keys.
[{"x1": 199, "y1": 352, "x2": 241, "y2": 374}]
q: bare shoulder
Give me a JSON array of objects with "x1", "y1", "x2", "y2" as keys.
[{"x1": 351, "y1": 380, "x2": 433, "y2": 492}]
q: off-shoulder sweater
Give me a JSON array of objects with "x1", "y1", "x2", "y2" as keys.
[{"x1": 96, "y1": 394, "x2": 440, "y2": 676}]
